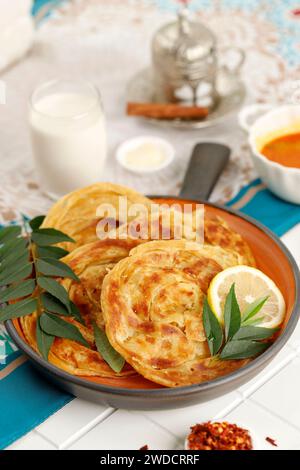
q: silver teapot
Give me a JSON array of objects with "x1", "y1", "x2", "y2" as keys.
[{"x1": 152, "y1": 8, "x2": 244, "y2": 108}]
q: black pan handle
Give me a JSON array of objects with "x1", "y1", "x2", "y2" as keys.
[{"x1": 179, "y1": 142, "x2": 230, "y2": 201}]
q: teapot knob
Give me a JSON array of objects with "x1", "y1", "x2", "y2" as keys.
[{"x1": 178, "y1": 7, "x2": 190, "y2": 36}]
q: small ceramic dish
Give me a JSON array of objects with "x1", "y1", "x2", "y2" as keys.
[
  {"x1": 184, "y1": 423, "x2": 261, "y2": 450},
  {"x1": 238, "y1": 104, "x2": 300, "y2": 204},
  {"x1": 116, "y1": 135, "x2": 174, "y2": 174}
]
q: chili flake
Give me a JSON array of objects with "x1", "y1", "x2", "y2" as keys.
[
  {"x1": 187, "y1": 421, "x2": 253, "y2": 450},
  {"x1": 266, "y1": 436, "x2": 277, "y2": 447},
  {"x1": 139, "y1": 445, "x2": 149, "y2": 450}
]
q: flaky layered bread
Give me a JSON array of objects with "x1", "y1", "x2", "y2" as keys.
[
  {"x1": 60, "y1": 238, "x2": 143, "y2": 330},
  {"x1": 204, "y1": 215, "x2": 256, "y2": 267},
  {"x1": 21, "y1": 238, "x2": 142, "y2": 378},
  {"x1": 130, "y1": 240, "x2": 246, "y2": 269},
  {"x1": 42, "y1": 183, "x2": 152, "y2": 251},
  {"x1": 110, "y1": 206, "x2": 256, "y2": 267},
  {"x1": 101, "y1": 240, "x2": 248, "y2": 387}
]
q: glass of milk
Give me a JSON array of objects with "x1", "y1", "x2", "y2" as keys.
[{"x1": 29, "y1": 79, "x2": 106, "y2": 199}]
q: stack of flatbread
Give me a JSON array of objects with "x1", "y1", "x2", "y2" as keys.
[{"x1": 21, "y1": 183, "x2": 255, "y2": 387}]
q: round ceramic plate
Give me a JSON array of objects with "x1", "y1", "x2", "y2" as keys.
[
  {"x1": 127, "y1": 67, "x2": 246, "y2": 129},
  {"x1": 5, "y1": 197, "x2": 300, "y2": 410}
]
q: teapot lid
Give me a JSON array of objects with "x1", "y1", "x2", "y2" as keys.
[{"x1": 152, "y1": 8, "x2": 216, "y2": 62}]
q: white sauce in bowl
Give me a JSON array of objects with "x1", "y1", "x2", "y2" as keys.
[{"x1": 116, "y1": 136, "x2": 174, "y2": 174}]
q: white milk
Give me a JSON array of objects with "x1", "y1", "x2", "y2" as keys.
[{"x1": 30, "y1": 90, "x2": 106, "y2": 199}]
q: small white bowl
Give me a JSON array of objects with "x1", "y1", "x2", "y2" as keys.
[
  {"x1": 238, "y1": 104, "x2": 300, "y2": 204},
  {"x1": 184, "y1": 423, "x2": 261, "y2": 450},
  {"x1": 116, "y1": 135, "x2": 174, "y2": 175}
]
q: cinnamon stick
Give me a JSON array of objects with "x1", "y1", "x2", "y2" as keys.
[{"x1": 127, "y1": 102, "x2": 209, "y2": 120}]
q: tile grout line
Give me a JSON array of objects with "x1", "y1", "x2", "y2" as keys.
[
  {"x1": 29, "y1": 429, "x2": 58, "y2": 449},
  {"x1": 60, "y1": 407, "x2": 117, "y2": 450},
  {"x1": 249, "y1": 397, "x2": 300, "y2": 435},
  {"x1": 32, "y1": 429, "x2": 57, "y2": 448},
  {"x1": 136, "y1": 412, "x2": 184, "y2": 441},
  {"x1": 35, "y1": 407, "x2": 117, "y2": 450},
  {"x1": 214, "y1": 393, "x2": 244, "y2": 420}
]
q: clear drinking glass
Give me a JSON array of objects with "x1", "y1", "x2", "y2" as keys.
[{"x1": 29, "y1": 79, "x2": 106, "y2": 199}]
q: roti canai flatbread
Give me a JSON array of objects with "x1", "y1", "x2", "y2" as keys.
[
  {"x1": 111, "y1": 206, "x2": 255, "y2": 267},
  {"x1": 101, "y1": 240, "x2": 248, "y2": 387},
  {"x1": 42, "y1": 183, "x2": 152, "y2": 251},
  {"x1": 20, "y1": 238, "x2": 142, "y2": 378},
  {"x1": 130, "y1": 240, "x2": 246, "y2": 269},
  {"x1": 204, "y1": 215, "x2": 256, "y2": 267},
  {"x1": 60, "y1": 238, "x2": 143, "y2": 330}
]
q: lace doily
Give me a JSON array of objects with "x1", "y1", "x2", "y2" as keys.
[{"x1": 0, "y1": 0, "x2": 299, "y2": 224}]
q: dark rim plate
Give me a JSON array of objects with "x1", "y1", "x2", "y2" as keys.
[{"x1": 5, "y1": 198, "x2": 300, "y2": 401}]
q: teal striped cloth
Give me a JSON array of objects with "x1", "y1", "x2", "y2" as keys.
[
  {"x1": 227, "y1": 179, "x2": 300, "y2": 237},
  {"x1": 0, "y1": 345, "x2": 72, "y2": 449},
  {"x1": 1, "y1": 178, "x2": 300, "y2": 448}
]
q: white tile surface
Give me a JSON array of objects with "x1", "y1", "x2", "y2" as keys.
[
  {"x1": 10, "y1": 225, "x2": 300, "y2": 450},
  {"x1": 281, "y1": 223, "x2": 300, "y2": 266},
  {"x1": 251, "y1": 357, "x2": 300, "y2": 430},
  {"x1": 238, "y1": 345, "x2": 296, "y2": 397},
  {"x1": 139, "y1": 391, "x2": 241, "y2": 442},
  {"x1": 288, "y1": 317, "x2": 300, "y2": 351},
  {"x1": 224, "y1": 400, "x2": 300, "y2": 450},
  {"x1": 68, "y1": 410, "x2": 179, "y2": 450},
  {"x1": 7, "y1": 431, "x2": 55, "y2": 450},
  {"x1": 36, "y1": 398, "x2": 113, "y2": 449}
]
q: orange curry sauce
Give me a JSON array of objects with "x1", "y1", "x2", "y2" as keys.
[{"x1": 261, "y1": 132, "x2": 300, "y2": 168}]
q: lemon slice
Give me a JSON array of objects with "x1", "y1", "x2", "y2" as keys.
[{"x1": 207, "y1": 265, "x2": 286, "y2": 328}]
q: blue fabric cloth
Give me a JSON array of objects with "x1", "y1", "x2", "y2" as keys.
[
  {"x1": 227, "y1": 178, "x2": 300, "y2": 236},
  {"x1": 0, "y1": 349, "x2": 72, "y2": 449}
]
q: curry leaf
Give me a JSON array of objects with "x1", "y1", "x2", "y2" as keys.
[
  {"x1": 31, "y1": 228, "x2": 74, "y2": 247},
  {"x1": 204, "y1": 284, "x2": 276, "y2": 361},
  {"x1": 0, "y1": 226, "x2": 21, "y2": 245},
  {"x1": 39, "y1": 312, "x2": 89, "y2": 348},
  {"x1": 242, "y1": 316, "x2": 265, "y2": 326},
  {"x1": 0, "y1": 238, "x2": 28, "y2": 261},
  {"x1": 36, "y1": 317, "x2": 55, "y2": 361},
  {"x1": 0, "y1": 279, "x2": 35, "y2": 303},
  {"x1": 69, "y1": 301, "x2": 84, "y2": 325},
  {"x1": 220, "y1": 339, "x2": 269, "y2": 360},
  {"x1": 0, "y1": 251, "x2": 29, "y2": 273},
  {"x1": 29, "y1": 215, "x2": 45, "y2": 231},
  {"x1": 93, "y1": 322, "x2": 125, "y2": 373},
  {"x1": 232, "y1": 326, "x2": 278, "y2": 341},
  {"x1": 0, "y1": 297, "x2": 38, "y2": 321},
  {"x1": 241, "y1": 296, "x2": 269, "y2": 325},
  {"x1": 37, "y1": 277, "x2": 71, "y2": 311},
  {"x1": 36, "y1": 258, "x2": 79, "y2": 281},
  {"x1": 0, "y1": 263, "x2": 32, "y2": 287},
  {"x1": 37, "y1": 246, "x2": 69, "y2": 260},
  {"x1": 224, "y1": 284, "x2": 241, "y2": 341},
  {"x1": 41, "y1": 292, "x2": 71, "y2": 316},
  {"x1": 203, "y1": 297, "x2": 223, "y2": 356}
]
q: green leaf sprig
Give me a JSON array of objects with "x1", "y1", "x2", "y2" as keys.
[
  {"x1": 93, "y1": 322, "x2": 125, "y2": 373},
  {"x1": 0, "y1": 217, "x2": 125, "y2": 372},
  {"x1": 203, "y1": 283, "x2": 277, "y2": 360}
]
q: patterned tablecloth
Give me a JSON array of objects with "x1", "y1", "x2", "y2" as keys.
[{"x1": 0, "y1": 0, "x2": 299, "y2": 224}]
